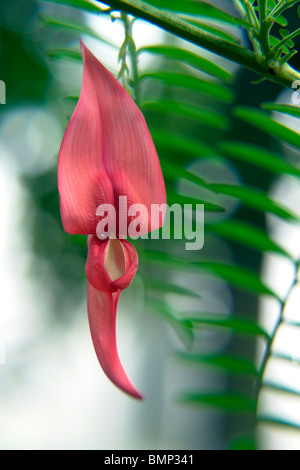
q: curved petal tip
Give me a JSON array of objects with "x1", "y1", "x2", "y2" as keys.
[{"x1": 87, "y1": 281, "x2": 143, "y2": 400}]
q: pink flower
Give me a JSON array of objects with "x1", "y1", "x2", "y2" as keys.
[{"x1": 57, "y1": 41, "x2": 166, "y2": 399}]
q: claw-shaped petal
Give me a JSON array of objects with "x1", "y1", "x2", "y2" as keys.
[{"x1": 86, "y1": 236, "x2": 141, "y2": 399}]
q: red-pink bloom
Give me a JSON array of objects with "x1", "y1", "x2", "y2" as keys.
[{"x1": 58, "y1": 41, "x2": 166, "y2": 399}]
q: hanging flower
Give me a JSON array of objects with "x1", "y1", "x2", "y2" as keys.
[{"x1": 57, "y1": 41, "x2": 166, "y2": 399}]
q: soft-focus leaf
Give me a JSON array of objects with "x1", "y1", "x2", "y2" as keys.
[
  {"x1": 233, "y1": 106, "x2": 300, "y2": 149},
  {"x1": 257, "y1": 416, "x2": 300, "y2": 431},
  {"x1": 147, "y1": 299, "x2": 194, "y2": 348},
  {"x1": 37, "y1": 0, "x2": 104, "y2": 14},
  {"x1": 272, "y1": 350, "x2": 300, "y2": 363},
  {"x1": 209, "y1": 219, "x2": 291, "y2": 258},
  {"x1": 142, "y1": 100, "x2": 229, "y2": 130},
  {"x1": 39, "y1": 15, "x2": 114, "y2": 46},
  {"x1": 47, "y1": 48, "x2": 82, "y2": 62},
  {"x1": 145, "y1": 0, "x2": 248, "y2": 27},
  {"x1": 161, "y1": 160, "x2": 211, "y2": 190},
  {"x1": 144, "y1": 278, "x2": 201, "y2": 298},
  {"x1": 151, "y1": 129, "x2": 214, "y2": 163},
  {"x1": 228, "y1": 436, "x2": 256, "y2": 450},
  {"x1": 262, "y1": 102, "x2": 300, "y2": 119},
  {"x1": 165, "y1": 190, "x2": 225, "y2": 213},
  {"x1": 198, "y1": 261, "x2": 279, "y2": 298},
  {"x1": 210, "y1": 183, "x2": 300, "y2": 222},
  {"x1": 190, "y1": 314, "x2": 270, "y2": 340},
  {"x1": 219, "y1": 141, "x2": 300, "y2": 178},
  {"x1": 183, "y1": 18, "x2": 241, "y2": 45},
  {"x1": 139, "y1": 251, "x2": 279, "y2": 298},
  {"x1": 179, "y1": 392, "x2": 257, "y2": 412},
  {"x1": 263, "y1": 381, "x2": 300, "y2": 397},
  {"x1": 139, "y1": 45, "x2": 233, "y2": 82},
  {"x1": 141, "y1": 71, "x2": 234, "y2": 102},
  {"x1": 177, "y1": 352, "x2": 259, "y2": 377}
]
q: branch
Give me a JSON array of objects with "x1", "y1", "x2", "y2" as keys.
[
  {"x1": 100, "y1": 0, "x2": 300, "y2": 88},
  {"x1": 255, "y1": 259, "x2": 300, "y2": 414}
]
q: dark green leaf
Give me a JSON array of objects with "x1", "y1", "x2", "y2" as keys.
[
  {"x1": 262, "y1": 102, "x2": 300, "y2": 119},
  {"x1": 269, "y1": 35, "x2": 290, "y2": 54},
  {"x1": 228, "y1": 436, "x2": 256, "y2": 450},
  {"x1": 279, "y1": 28, "x2": 295, "y2": 48},
  {"x1": 179, "y1": 392, "x2": 257, "y2": 412},
  {"x1": 274, "y1": 15, "x2": 288, "y2": 27}
]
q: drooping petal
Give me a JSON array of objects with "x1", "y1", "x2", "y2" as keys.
[
  {"x1": 87, "y1": 284, "x2": 142, "y2": 399},
  {"x1": 58, "y1": 41, "x2": 166, "y2": 236},
  {"x1": 86, "y1": 236, "x2": 141, "y2": 399}
]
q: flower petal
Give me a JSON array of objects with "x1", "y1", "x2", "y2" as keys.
[
  {"x1": 87, "y1": 282, "x2": 143, "y2": 399},
  {"x1": 85, "y1": 235, "x2": 138, "y2": 292},
  {"x1": 58, "y1": 41, "x2": 166, "y2": 235},
  {"x1": 86, "y1": 236, "x2": 141, "y2": 398}
]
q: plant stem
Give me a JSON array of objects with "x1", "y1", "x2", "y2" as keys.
[
  {"x1": 258, "y1": 0, "x2": 267, "y2": 22},
  {"x1": 240, "y1": 0, "x2": 260, "y2": 29},
  {"x1": 269, "y1": 0, "x2": 299, "y2": 20},
  {"x1": 100, "y1": 0, "x2": 300, "y2": 88},
  {"x1": 126, "y1": 18, "x2": 141, "y2": 106},
  {"x1": 259, "y1": 18, "x2": 273, "y2": 59},
  {"x1": 255, "y1": 260, "x2": 300, "y2": 414},
  {"x1": 118, "y1": 13, "x2": 141, "y2": 104},
  {"x1": 241, "y1": 0, "x2": 261, "y2": 58},
  {"x1": 273, "y1": 28, "x2": 300, "y2": 54}
]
